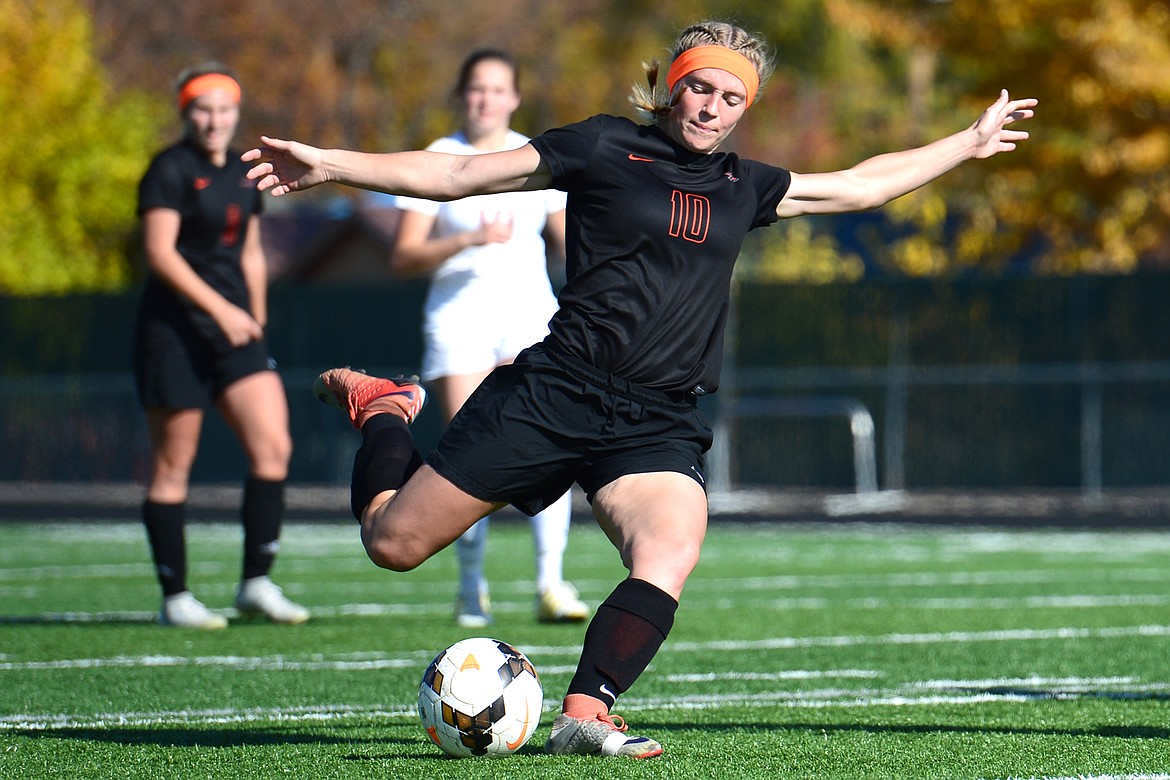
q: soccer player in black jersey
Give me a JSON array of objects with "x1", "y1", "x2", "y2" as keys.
[
  {"x1": 135, "y1": 63, "x2": 308, "y2": 630},
  {"x1": 244, "y1": 20, "x2": 1036, "y2": 756}
]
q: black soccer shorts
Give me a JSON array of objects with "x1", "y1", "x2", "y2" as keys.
[
  {"x1": 427, "y1": 345, "x2": 712, "y2": 516},
  {"x1": 134, "y1": 316, "x2": 275, "y2": 410}
]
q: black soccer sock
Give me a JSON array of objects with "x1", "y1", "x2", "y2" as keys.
[
  {"x1": 142, "y1": 500, "x2": 187, "y2": 597},
  {"x1": 566, "y1": 578, "x2": 678, "y2": 709},
  {"x1": 350, "y1": 413, "x2": 424, "y2": 520},
  {"x1": 242, "y1": 476, "x2": 285, "y2": 580}
]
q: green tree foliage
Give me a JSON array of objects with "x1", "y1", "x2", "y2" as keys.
[{"x1": 0, "y1": 0, "x2": 162, "y2": 294}]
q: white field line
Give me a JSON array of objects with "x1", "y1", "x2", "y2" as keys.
[
  {"x1": 0, "y1": 601, "x2": 454, "y2": 625},
  {"x1": 4, "y1": 562, "x2": 1167, "y2": 591},
  {"x1": 0, "y1": 562, "x2": 222, "y2": 581},
  {"x1": 693, "y1": 568, "x2": 1170, "y2": 592},
  {"x1": 10, "y1": 591, "x2": 1169, "y2": 626},
  {"x1": 15, "y1": 520, "x2": 1170, "y2": 545},
  {"x1": 877, "y1": 594, "x2": 1170, "y2": 609},
  {"x1": 619, "y1": 690, "x2": 1042, "y2": 712},
  {"x1": 0, "y1": 696, "x2": 995, "y2": 731},
  {"x1": 667, "y1": 623, "x2": 1170, "y2": 652},
  {"x1": 607, "y1": 680, "x2": 1170, "y2": 714},
  {"x1": 664, "y1": 669, "x2": 882, "y2": 682},
  {"x1": 0, "y1": 558, "x2": 382, "y2": 582},
  {"x1": 711, "y1": 594, "x2": 1170, "y2": 611},
  {"x1": 0, "y1": 703, "x2": 417, "y2": 731},
  {"x1": 5, "y1": 625, "x2": 1170, "y2": 673},
  {"x1": 0, "y1": 653, "x2": 428, "y2": 672},
  {"x1": 910, "y1": 674, "x2": 1140, "y2": 689},
  {"x1": 6, "y1": 674, "x2": 1170, "y2": 732}
]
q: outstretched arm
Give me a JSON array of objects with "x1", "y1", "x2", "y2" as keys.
[
  {"x1": 777, "y1": 89, "x2": 1037, "y2": 219},
  {"x1": 242, "y1": 138, "x2": 553, "y2": 200}
]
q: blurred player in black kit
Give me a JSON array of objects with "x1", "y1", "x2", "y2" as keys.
[
  {"x1": 244, "y1": 21, "x2": 1035, "y2": 755},
  {"x1": 135, "y1": 62, "x2": 308, "y2": 629}
]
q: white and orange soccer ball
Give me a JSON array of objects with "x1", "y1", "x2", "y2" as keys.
[{"x1": 417, "y1": 637, "x2": 543, "y2": 757}]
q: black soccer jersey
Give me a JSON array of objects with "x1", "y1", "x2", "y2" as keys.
[
  {"x1": 136, "y1": 140, "x2": 264, "y2": 341},
  {"x1": 530, "y1": 114, "x2": 791, "y2": 396}
]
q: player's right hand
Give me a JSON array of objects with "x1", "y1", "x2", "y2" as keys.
[{"x1": 242, "y1": 136, "x2": 328, "y2": 196}]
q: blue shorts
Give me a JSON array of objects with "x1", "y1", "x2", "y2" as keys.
[{"x1": 427, "y1": 345, "x2": 712, "y2": 516}]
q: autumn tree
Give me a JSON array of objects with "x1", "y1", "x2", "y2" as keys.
[
  {"x1": 814, "y1": 0, "x2": 1170, "y2": 275},
  {"x1": 78, "y1": 0, "x2": 919, "y2": 283},
  {"x1": 83, "y1": 1, "x2": 731, "y2": 202},
  {"x1": 63, "y1": 1, "x2": 1170, "y2": 285},
  {"x1": 0, "y1": 0, "x2": 163, "y2": 294}
]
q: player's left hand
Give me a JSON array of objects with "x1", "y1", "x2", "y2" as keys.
[{"x1": 970, "y1": 89, "x2": 1037, "y2": 159}]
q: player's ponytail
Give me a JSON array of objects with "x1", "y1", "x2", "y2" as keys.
[{"x1": 629, "y1": 60, "x2": 669, "y2": 122}]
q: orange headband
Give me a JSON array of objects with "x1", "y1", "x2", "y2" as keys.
[
  {"x1": 666, "y1": 45, "x2": 759, "y2": 107},
  {"x1": 178, "y1": 73, "x2": 241, "y2": 112}
]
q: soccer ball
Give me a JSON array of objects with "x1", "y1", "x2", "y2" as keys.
[{"x1": 417, "y1": 637, "x2": 544, "y2": 757}]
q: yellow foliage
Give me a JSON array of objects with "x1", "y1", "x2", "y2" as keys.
[
  {"x1": 790, "y1": 0, "x2": 1170, "y2": 274},
  {"x1": 1117, "y1": 131, "x2": 1170, "y2": 172},
  {"x1": 0, "y1": 0, "x2": 163, "y2": 294},
  {"x1": 890, "y1": 234, "x2": 948, "y2": 277},
  {"x1": 738, "y1": 220, "x2": 865, "y2": 284},
  {"x1": 8, "y1": 0, "x2": 1170, "y2": 286}
]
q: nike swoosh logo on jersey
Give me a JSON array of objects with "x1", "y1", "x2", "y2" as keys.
[
  {"x1": 194, "y1": 177, "x2": 212, "y2": 190},
  {"x1": 627, "y1": 153, "x2": 654, "y2": 162}
]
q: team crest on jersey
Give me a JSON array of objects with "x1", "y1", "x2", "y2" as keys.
[{"x1": 723, "y1": 171, "x2": 739, "y2": 183}]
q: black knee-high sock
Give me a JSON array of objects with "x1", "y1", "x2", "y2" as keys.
[
  {"x1": 242, "y1": 476, "x2": 285, "y2": 580},
  {"x1": 566, "y1": 578, "x2": 678, "y2": 709},
  {"x1": 350, "y1": 414, "x2": 423, "y2": 520},
  {"x1": 142, "y1": 500, "x2": 187, "y2": 597}
]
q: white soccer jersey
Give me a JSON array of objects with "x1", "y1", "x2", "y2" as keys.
[{"x1": 390, "y1": 131, "x2": 566, "y2": 379}]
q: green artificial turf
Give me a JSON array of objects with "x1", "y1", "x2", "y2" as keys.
[{"x1": 2, "y1": 518, "x2": 1169, "y2": 779}]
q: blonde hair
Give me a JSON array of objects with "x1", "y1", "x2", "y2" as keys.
[{"x1": 630, "y1": 21, "x2": 774, "y2": 122}]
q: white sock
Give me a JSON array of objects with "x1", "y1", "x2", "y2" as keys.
[
  {"x1": 456, "y1": 516, "x2": 489, "y2": 601},
  {"x1": 531, "y1": 492, "x2": 572, "y2": 592}
]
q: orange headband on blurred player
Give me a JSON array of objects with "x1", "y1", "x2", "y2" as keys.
[
  {"x1": 178, "y1": 73, "x2": 241, "y2": 112},
  {"x1": 666, "y1": 46, "x2": 759, "y2": 108}
]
